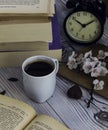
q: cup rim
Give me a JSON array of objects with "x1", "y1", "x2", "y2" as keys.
[{"x1": 22, "y1": 55, "x2": 56, "y2": 78}]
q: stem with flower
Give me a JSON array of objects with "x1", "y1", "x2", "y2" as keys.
[{"x1": 67, "y1": 50, "x2": 108, "y2": 107}]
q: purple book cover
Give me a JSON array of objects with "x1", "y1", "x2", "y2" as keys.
[{"x1": 49, "y1": 13, "x2": 61, "y2": 50}]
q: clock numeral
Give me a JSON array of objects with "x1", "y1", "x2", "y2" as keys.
[
  {"x1": 89, "y1": 34, "x2": 92, "y2": 38},
  {"x1": 69, "y1": 22, "x2": 72, "y2": 26},
  {"x1": 72, "y1": 16, "x2": 75, "y2": 20},
  {"x1": 94, "y1": 31, "x2": 97, "y2": 34},
  {"x1": 71, "y1": 28, "x2": 74, "y2": 32}
]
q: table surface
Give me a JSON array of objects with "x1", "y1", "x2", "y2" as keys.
[{"x1": 0, "y1": 0, "x2": 108, "y2": 130}]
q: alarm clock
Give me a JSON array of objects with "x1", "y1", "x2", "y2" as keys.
[{"x1": 64, "y1": 0, "x2": 106, "y2": 45}]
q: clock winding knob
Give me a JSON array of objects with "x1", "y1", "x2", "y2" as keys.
[{"x1": 66, "y1": 0, "x2": 79, "y2": 9}]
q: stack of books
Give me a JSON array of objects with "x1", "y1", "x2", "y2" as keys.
[{"x1": 0, "y1": 0, "x2": 62, "y2": 67}]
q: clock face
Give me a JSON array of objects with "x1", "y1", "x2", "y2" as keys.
[{"x1": 65, "y1": 11, "x2": 103, "y2": 44}]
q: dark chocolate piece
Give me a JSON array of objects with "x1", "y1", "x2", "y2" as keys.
[
  {"x1": 8, "y1": 77, "x2": 18, "y2": 82},
  {"x1": 67, "y1": 85, "x2": 82, "y2": 99}
]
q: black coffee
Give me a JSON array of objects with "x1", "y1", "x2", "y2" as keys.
[{"x1": 25, "y1": 61, "x2": 54, "y2": 76}]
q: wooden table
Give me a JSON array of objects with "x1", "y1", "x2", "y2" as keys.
[
  {"x1": 0, "y1": 67, "x2": 108, "y2": 130},
  {"x1": 0, "y1": 0, "x2": 108, "y2": 130}
]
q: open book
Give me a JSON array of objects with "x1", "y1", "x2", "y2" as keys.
[
  {"x1": 0, "y1": 0, "x2": 54, "y2": 17},
  {"x1": 0, "y1": 95, "x2": 69, "y2": 130}
]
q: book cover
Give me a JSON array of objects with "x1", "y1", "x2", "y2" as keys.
[{"x1": 49, "y1": 13, "x2": 61, "y2": 50}]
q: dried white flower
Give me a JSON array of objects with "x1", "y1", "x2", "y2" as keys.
[
  {"x1": 69, "y1": 51, "x2": 77, "y2": 59},
  {"x1": 76, "y1": 53, "x2": 84, "y2": 64},
  {"x1": 67, "y1": 49, "x2": 107, "y2": 90},
  {"x1": 67, "y1": 58, "x2": 78, "y2": 70},
  {"x1": 97, "y1": 50, "x2": 108, "y2": 59},
  {"x1": 93, "y1": 79, "x2": 99, "y2": 85},
  {"x1": 93, "y1": 79, "x2": 104, "y2": 90},
  {"x1": 97, "y1": 50, "x2": 104, "y2": 59},
  {"x1": 101, "y1": 62, "x2": 107, "y2": 67},
  {"x1": 105, "y1": 52, "x2": 108, "y2": 57},
  {"x1": 67, "y1": 52, "x2": 78, "y2": 70},
  {"x1": 99, "y1": 80, "x2": 104, "y2": 87},
  {"x1": 82, "y1": 61, "x2": 93, "y2": 74},
  {"x1": 91, "y1": 65, "x2": 108, "y2": 77},
  {"x1": 82, "y1": 56, "x2": 99, "y2": 74},
  {"x1": 84, "y1": 50, "x2": 92, "y2": 58},
  {"x1": 90, "y1": 56, "x2": 99, "y2": 63}
]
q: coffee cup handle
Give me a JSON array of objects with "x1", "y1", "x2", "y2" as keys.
[{"x1": 52, "y1": 59, "x2": 59, "y2": 74}]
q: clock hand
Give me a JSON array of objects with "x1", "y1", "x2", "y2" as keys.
[
  {"x1": 78, "y1": 20, "x2": 95, "y2": 32},
  {"x1": 74, "y1": 19, "x2": 84, "y2": 27},
  {"x1": 74, "y1": 19, "x2": 87, "y2": 28},
  {"x1": 84, "y1": 20, "x2": 95, "y2": 26}
]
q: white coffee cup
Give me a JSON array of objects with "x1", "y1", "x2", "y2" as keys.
[{"x1": 22, "y1": 55, "x2": 59, "y2": 103}]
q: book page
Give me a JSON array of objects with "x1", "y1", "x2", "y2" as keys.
[
  {"x1": 49, "y1": 0, "x2": 55, "y2": 16},
  {"x1": 0, "y1": 41, "x2": 49, "y2": 51},
  {"x1": 0, "y1": 95, "x2": 36, "y2": 130},
  {"x1": 24, "y1": 115, "x2": 70, "y2": 130},
  {"x1": 0, "y1": 49, "x2": 62, "y2": 67},
  {"x1": 0, "y1": 20, "x2": 52, "y2": 43},
  {"x1": 0, "y1": 0, "x2": 49, "y2": 14}
]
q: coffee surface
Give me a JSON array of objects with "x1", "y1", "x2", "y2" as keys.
[{"x1": 25, "y1": 61, "x2": 54, "y2": 76}]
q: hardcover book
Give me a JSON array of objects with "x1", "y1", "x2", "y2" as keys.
[
  {"x1": 0, "y1": 13, "x2": 62, "y2": 67},
  {"x1": 0, "y1": 13, "x2": 61, "y2": 51}
]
